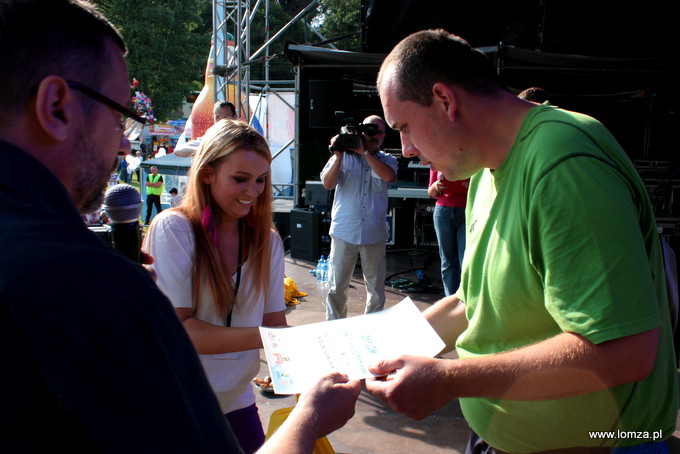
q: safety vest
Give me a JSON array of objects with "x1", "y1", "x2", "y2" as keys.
[{"x1": 147, "y1": 174, "x2": 163, "y2": 196}]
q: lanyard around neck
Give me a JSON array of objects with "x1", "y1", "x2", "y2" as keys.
[{"x1": 226, "y1": 219, "x2": 243, "y2": 327}]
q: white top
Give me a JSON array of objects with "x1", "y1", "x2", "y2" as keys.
[
  {"x1": 144, "y1": 210, "x2": 286, "y2": 413},
  {"x1": 174, "y1": 138, "x2": 202, "y2": 158}
]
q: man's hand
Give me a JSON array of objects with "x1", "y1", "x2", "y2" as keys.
[
  {"x1": 367, "y1": 328, "x2": 660, "y2": 419},
  {"x1": 366, "y1": 355, "x2": 455, "y2": 420},
  {"x1": 354, "y1": 134, "x2": 367, "y2": 156},
  {"x1": 140, "y1": 250, "x2": 157, "y2": 282},
  {"x1": 258, "y1": 372, "x2": 361, "y2": 454},
  {"x1": 293, "y1": 372, "x2": 361, "y2": 438},
  {"x1": 427, "y1": 179, "x2": 444, "y2": 198},
  {"x1": 321, "y1": 136, "x2": 345, "y2": 189}
]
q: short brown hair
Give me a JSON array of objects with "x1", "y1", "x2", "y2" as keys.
[
  {"x1": 0, "y1": 0, "x2": 126, "y2": 125},
  {"x1": 378, "y1": 29, "x2": 504, "y2": 106}
]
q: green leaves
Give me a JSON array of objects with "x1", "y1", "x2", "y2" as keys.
[
  {"x1": 92, "y1": 0, "x2": 212, "y2": 121},
  {"x1": 91, "y1": 0, "x2": 363, "y2": 120}
]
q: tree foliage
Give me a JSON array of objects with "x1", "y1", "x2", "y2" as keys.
[
  {"x1": 91, "y1": 0, "x2": 364, "y2": 119},
  {"x1": 248, "y1": 2, "x2": 308, "y2": 82},
  {"x1": 247, "y1": 0, "x2": 362, "y2": 80},
  {"x1": 93, "y1": 0, "x2": 212, "y2": 121},
  {"x1": 312, "y1": 0, "x2": 361, "y2": 52}
]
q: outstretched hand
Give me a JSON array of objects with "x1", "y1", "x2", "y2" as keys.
[
  {"x1": 366, "y1": 355, "x2": 456, "y2": 421},
  {"x1": 294, "y1": 372, "x2": 362, "y2": 438},
  {"x1": 258, "y1": 372, "x2": 361, "y2": 454}
]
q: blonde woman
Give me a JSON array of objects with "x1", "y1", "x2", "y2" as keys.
[{"x1": 144, "y1": 120, "x2": 286, "y2": 453}]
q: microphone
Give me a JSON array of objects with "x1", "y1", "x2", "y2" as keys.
[{"x1": 103, "y1": 184, "x2": 143, "y2": 263}]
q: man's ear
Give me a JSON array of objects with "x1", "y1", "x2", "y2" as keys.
[
  {"x1": 432, "y1": 82, "x2": 457, "y2": 121},
  {"x1": 34, "y1": 76, "x2": 75, "y2": 142}
]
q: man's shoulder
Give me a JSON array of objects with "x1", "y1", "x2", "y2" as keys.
[
  {"x1": 516, "y1": 106, "x2": 610, "y2": 160},
  {"x1": 1, "y1": 219, "x2": 163, "y2": 324},
  {"x1": 526, "y1": 105, "x2": 605, "y2": 139},
  {"x1": 377, "y1": 150, "x2": 397, "y2": 161}
]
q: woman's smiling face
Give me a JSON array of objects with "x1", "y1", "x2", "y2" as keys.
[{"x1": 203, "y1": 148, "x2": 270, "y2": 222}]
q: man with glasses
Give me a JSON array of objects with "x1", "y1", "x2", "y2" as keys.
[
  {"x1": 321, "y1": 115, "x2": 397, "y2": 320},
  {"x1": 0, "y1": 1, "x2": 360, "y2": 452}
]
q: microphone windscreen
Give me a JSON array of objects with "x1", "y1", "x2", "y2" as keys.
[{"x1": 103, "y1": 184, "x2": 143, "y2": 223}]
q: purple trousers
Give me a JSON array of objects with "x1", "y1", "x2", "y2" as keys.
[{"x1": 225, "y1": 404, "x2": 265, "y2": 454}]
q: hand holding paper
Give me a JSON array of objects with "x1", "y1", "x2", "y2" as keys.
[
  {"x1": 296, "y1": 372, "x2": 362, "y2": 437},
  {"x1": 366, "y1": 355, "x2": 457, "y2": 420},
  {"x1": 258, "y1": 372, "x2": 361, "y2": 454},
  {"x1": 259, "y1": 298, "x2": 445, "y2": 394}
]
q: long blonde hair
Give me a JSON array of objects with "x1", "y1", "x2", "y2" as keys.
[{"x1": 178, "y1": 120, "x2": 274, "y2": 318}]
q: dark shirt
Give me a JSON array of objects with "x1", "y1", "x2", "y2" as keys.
[{"x1": 0, "y1": 141, "x2": 242, "y2": 453}]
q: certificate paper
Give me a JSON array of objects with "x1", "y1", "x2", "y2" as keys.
[{"x1": 259, "y1": 297, "x2": 445, "y2": 394}]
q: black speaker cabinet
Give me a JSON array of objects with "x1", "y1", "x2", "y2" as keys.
[
  {"x1": 273, "y1": 211, "x2": 291, "y2": 248},
  {"x1": 308, "y1": 79, "x2": 352, "y2": 129},
  {"x1": 290, "y1": 208, "x2": 321, "y2": 261}
]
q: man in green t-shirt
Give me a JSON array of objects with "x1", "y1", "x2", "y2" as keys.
[{"x1": 366, "y1": 29, "x2": 678, "y2": 453}]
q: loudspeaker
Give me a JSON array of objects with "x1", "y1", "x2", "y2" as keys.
[
  {"x1": 308, "y1": 79, "x2": 352, "y2": 129},
  {"x1": 273, "y1": 211, "x2": 290, "y2": 247},
  {"x1": 290, "y1": 208, "x2": 321, "y2": 261},
  {"x1": 277, "y1": 0, "x2": 314, "y2": 16}
]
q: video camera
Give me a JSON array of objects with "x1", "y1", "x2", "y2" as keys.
[{"x1": 329, "y1": 111, "x2": 380, "y2": 152}]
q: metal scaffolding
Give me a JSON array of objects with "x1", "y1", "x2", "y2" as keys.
[
  {"x1": 211, "y1": 0, "x2": 321, "y2": 119},
  {"x1": 211, "y1": 0, "x2": 323, "y2": 199},
  {"x1": 212, "y1": 0, "x2": 249, "y2": 118}
]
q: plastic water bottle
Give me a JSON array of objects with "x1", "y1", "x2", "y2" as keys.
[
  {"x1": 316, "y1": 255, "x2": 325, "y2": 282},
  {"x1": 323, "y1": 259, "x2": 330, "y2": 282},
  {"x1": 319, "y1": 259, "x2": 328, "y2": 283}
]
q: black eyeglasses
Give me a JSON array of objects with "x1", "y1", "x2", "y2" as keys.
[{"x1": 66, "y1": 80, "x2": 147, "y2": 136}]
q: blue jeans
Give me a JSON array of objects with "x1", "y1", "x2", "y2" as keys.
[{"x1": 433, "y1": 205, "x2": 466, "y2": 296}]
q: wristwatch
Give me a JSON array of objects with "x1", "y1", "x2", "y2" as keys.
[{"x1": 363, "y1": 150, "x2": 370, "y2": 156}]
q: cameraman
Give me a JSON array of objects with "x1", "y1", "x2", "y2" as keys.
[{"x1": 321, "y1": 115, "x2": 398, "y2": 320}]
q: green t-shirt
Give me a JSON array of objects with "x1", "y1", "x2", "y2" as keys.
[{"x1": 456, "y1": 105, "x2": 678, "y2": 453}]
